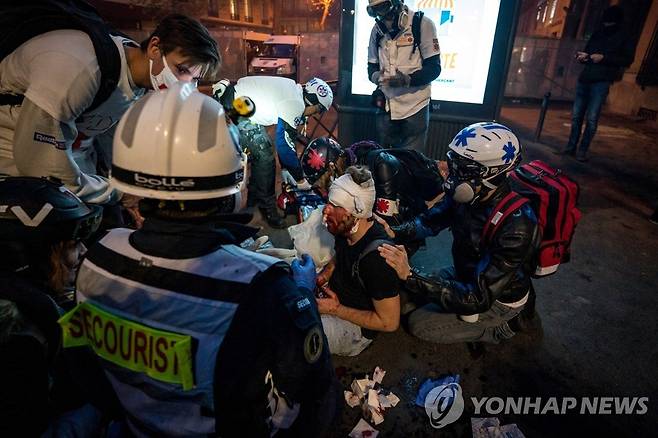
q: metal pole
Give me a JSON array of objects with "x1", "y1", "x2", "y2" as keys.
[{"x1": 534, "y1": 91, "x2": 552, "y2": 141}]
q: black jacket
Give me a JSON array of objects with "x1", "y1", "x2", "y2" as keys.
[
  {"x1": 0, "y1": 273, "x2": 119, "y2": 436},
  {"x1": 393, "y1": 182, "x2": 540, "y2": 315},
  {"x1": 579, "y1": 24, "x2": 635, "y2": 83},
  {"x1": 360, "y1": 149, "x2": 443, "y2": 226}
]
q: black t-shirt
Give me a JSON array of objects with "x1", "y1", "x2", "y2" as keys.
[{"x1": 329, "y1": 221, "x2": 399, "y2": 311}]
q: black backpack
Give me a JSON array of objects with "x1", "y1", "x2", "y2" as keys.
[
  {"x1": 0, "y1": 0, "x2": 122, "y2": 112},
  {"x1": 381, "y1": 149, "x2": 444, "y2": 200},
  {"x1": 375, "y1": 11, "x2": 425, "y2": 55}
]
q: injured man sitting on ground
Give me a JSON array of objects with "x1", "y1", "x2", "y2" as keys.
[{"x1": 313, "y1": 166, "x2": 400, "y2": 356}]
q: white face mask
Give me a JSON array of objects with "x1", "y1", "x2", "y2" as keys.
[{"x1": 149, "y1": 55, "x2": 179, "y2": 90}]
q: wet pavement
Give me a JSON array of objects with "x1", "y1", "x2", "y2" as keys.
[{"x1": 252, "y1": 104, "x2": 658, "y2": 437}]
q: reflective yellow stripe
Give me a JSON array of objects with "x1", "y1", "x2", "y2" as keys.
[{"x1": 58, "y1": 301, "x2": 194, "y2": 390}]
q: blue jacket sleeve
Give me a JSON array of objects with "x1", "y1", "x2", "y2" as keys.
[{"x1": 275, "y1": 118, "x2": 305, "y2": 181}]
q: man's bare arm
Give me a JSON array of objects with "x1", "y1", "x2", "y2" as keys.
[{"x1": 334, "y1": 295, "x2": 400, "y2": 332}]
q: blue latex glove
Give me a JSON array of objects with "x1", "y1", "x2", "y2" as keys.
[
  {"x1": 291, "y1": 254, "x2": 317, "y2": 291},
  {"x1": 415, "y1": 374, "x2": 461, "y2": 407}
]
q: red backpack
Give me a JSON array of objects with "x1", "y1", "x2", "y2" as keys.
[{"x1": 481, "y1": 160, "x2": 581, "y2": 277}]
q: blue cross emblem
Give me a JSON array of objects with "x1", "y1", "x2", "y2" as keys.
[
  {"x1": 502, "y1": 142, "x2": 516, "y2": 164},
  {"x1": 454, "y1": 127, "x2": 476, "y2": 147}
]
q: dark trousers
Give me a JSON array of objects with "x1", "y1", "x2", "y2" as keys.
[
  {"x1": 406, "y1": 267, "x2": 524, "y2": 344},
  {"x1": 238, "y1": 120, "x2": 276, "y2": 209},
  {"x1": 376, "y1": 105, "x2": 430, "y2": 155},
  {"x1": 566, "y1": 80, "x2": 611, "y2": 153}
]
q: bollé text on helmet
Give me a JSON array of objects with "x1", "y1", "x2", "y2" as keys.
[{"x1": 134, "y1": 174, "x2": 195, "y2": 189}]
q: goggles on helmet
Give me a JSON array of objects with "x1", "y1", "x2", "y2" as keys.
[
  {"x1": 67, "y1": 205, "x2": 103, "y2": 241},
  {"x1": 304, "y1": 93, "x2": 327, "y2": 114},
  {"x1": 367, "y1": 1, "x2": 396, "y2": 18},
  {"x1": 446, "y1": 150, "x2": 486, "y2": 181}
]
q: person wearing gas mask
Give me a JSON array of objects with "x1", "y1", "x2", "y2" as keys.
[
  {"x1": 0, "y1": 13, "x2": 219, "y2": 207},
  {"x1": 367, "y1": 0, "x2": 442, "y2": 154},
  {"x1": 377, "y1": 123, "x2": 541, "y2": 344},
  {"x1": 212, "y1": 76, "x2": 333, "y2": 228},
  {"x1": 65, "y1": 83, "x2": 337, "y2": 437},
  {"x1": 556, "y1": 5, "x2": 633, "y2": 162}
]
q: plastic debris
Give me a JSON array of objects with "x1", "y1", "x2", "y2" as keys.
[
  {"x1": 415, "y1": 373, "x2": 461, "y2": 407},
  {"x1": 346, "y1": 366, "x2": 399, "y2": 428},
  {"x1": 348, "y1": 418, "x2": 379, "y2": 438},
  {"x1": 472, "y1": 417, "x2": 526, "y2": 438}
]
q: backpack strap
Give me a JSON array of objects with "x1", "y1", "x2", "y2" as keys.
[
  {"x1": 480, "y1": 192, "x2": 530, "y2": 248},
  {"x1": 352, "y1": 238, "x2": 392, "y2": 290},
  {"x1": 0, "y1": 0, "x2": 121, "y2": 112},
  {"x1": 411, "y1": 11, "x2": 424, "y2": 55},
  {"x1": 374, "y1": 19, "x2": 388, "y2": 49}
]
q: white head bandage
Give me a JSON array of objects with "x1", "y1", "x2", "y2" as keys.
[{"x1": 328, "y1": 173, "x2": 376, "y2": 218}]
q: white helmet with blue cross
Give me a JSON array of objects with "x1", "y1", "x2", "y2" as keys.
[{"x1": 444, "y1": 122, "x2": 521, "y2": 203}]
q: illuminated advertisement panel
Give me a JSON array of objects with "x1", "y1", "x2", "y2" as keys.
[{"x1": 350, "y1": 0, "x2": 502, "y2": 104}]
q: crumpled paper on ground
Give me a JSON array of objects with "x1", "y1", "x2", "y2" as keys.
[
  {"x1": 348, "y1": 418, "x2": 379, "y2": 438},
  {"x1": 345, "y1": 367, "x2": 399, "y2": 431},
  {"x1": 415, "y1": 374, "x2": 461, "y2": 407},
  {"x1": 471, "y1": 417, "x2": 526, "y2": 438}
]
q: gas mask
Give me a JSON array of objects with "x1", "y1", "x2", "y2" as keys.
[
  {"x1": 149, "y1": 55, "x2": 179, "y2": 90},
  {"x1": 443, "y1": 151, "x2": 486, "y2": 204}
]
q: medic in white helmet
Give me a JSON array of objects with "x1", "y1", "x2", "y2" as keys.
[
  {"x1": 212, "y1": 75, "x2": 333, "y2": 228},
  {"x1": 73, "y1": 82, "x2": 337, "y2": 436},
  {"x1": 377, "y1": 122, "x2": 541, "y2": 344}
]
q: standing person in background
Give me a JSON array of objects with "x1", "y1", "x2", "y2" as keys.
[
  {"x1": 213, "y1": 75, "x2": 333, "y2": 228},
  {"x1": 367, "y1": 0, "x2": 441, "y2": 154},
  {"x1": 557, "y1": 5, "x2": 634, "y2": 162}
]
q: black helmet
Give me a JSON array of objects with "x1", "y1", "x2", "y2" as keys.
[
  {"x1": 0, "y1": 177, "x2": 103, "y2": 244},
  {"x1": 300, "y1": 137, "x2": 345, "y2": 184}
]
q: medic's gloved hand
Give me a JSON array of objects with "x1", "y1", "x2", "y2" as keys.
[
  {"x1": 281, "y1": 169, "x2": 298, "y2": 186},
  {"x1": 370, "y1": 70, "x2": 382, "y2": 84},
  {"x1": 212, "y1": 79, "x2": 230, "y2": 100},
  {"x1": 385, "y1": 69, "x2": 411, "y2": 88},
  {"x1": 291, "y1": 254, "x2": 317, "y2": 291}
]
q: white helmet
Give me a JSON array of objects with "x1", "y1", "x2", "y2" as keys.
[
  {"x1": 303, "y1": 77, "x2": 333, "y2": 112},
  {"x1": 112, "y1": 82, "x2": 247, "y2": 202},
  {"x1": 444, "y1": 122, "x2": 521, "y2": 203}
]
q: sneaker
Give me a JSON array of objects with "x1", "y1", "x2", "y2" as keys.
[
  {"x1": 554, "y1": 148, "x2": 576, "y2": 156},
  {"x1": 575, "y1": 151, "x2": 588, "y2": 162},
  {"x1": 259, "y1": 207, "x2": 286, "y2": 229}
]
